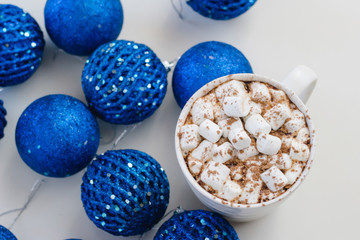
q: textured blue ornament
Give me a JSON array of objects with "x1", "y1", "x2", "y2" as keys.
[
  {"x1": 82, "y1": 40, "x2": 168, "y2": 124},
  {"x1": 0, "y1": 4, "x2": 45, "y2": 86},
  {"x1": 154, "y1": 209, "x2": 239, "y2": 240},
  {"x1": 0, "y1": 225, "x2": 17, "y2": 240},
  {"x1": 187, "y1": 0, "x2": 257, "y2": 20},
  {"x1": 0, "y1": 99, "x2": 7, "y2": 139},
  {"x1": 81, "y1": 149, "x2": 170, "y2": 236},
  {"x1": 44, "y1": 0, "x2": 123, "y2": 56},
  {"x1": 172, "y1": 41, "x2": 253, "y2": 108},
  {"x1": 15, "y1": 94, "x2": 100, "y2": 178}
]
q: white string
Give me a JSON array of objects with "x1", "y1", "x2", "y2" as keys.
[
  {"x1": 112, "y1": 123, "x2": 141, "y2": 150},
  {"x1": 162, "y1": 57, "x2": 180, "y2": 73},
  {"x1": 52, "y1": 47, "x2": 87, "y2": 63},
  {"x1": 8, "y1": 179, "x2": 45, "y2": 230},
  {"x1": 170, "y1": 0, "x2": 185, "y2": 19}
]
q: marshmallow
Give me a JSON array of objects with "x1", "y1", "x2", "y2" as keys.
[
  {"x1": 212, "y1": 142, "x2": 234, "y2": 163},
  {"x1": 199, "y1": 119, "x2": 223, "y2": 143},
  {"x1": 180, "y1": 124, "x2": 201, "y2": 152},
  {"x1": 245, "y1": 159, "x2": 263, "y2": 166},
  {"x1": 239, "y1": 166, "x2": 262, "y2": 204},
  {"x1": 200, "y1": 162, "x2": 230, "y2": 191},
  {"x1": 213, "y1": 104, "x2": 228, "y2": 122},
  {"x1": 297, "y1": 127, "x2": 310, "y2": 143},
  {"x1": 281, "y1": 136, "x2": 293, "y2": 151},
  {"x1": 256, "y1": 134, "x2": 282, "y2": 155},
  {"x1": 187, "y1": 159, "x2": 203, "y2": 175},
  {"x1": 187, "y1": 140, "x2": 213, "y2": 175},
  {"x1": 264, "y1": 104, "x2": 291, "y2": 130},
  {"x1": 217, "y1": 178, "x2": 243, "y2": 201},
  {"x1": 235, "y1": 145, "x2": 259, "y2": 160},
  {"x1": 190, "y1": 97, "x2": 214, "y2": 125},
  {"x1": 189, "y1": 140, "x2": 213, "y2": 162},
  {"x1": 285, "y1": 162, "x2": 304, "y2": 185},
  {"x1": 261, "y1": 189, "x2": 282, "y2": 202},
  {"x1": 290, "y1": 140, "x2": 310, "y2": 162},
  {"x1": 223, "y1": 96, "x2": 251, "y2": 118},
  {"x1": 284, "y1": 110, "x2": 306, "y2": 133},
  {"x1": 231, "y1": 166, "x2": 244, "y2": 180},
  {"x1": 245, "y1": 114, "x2": 271, "y2": 137},
  {"x1": 243, "y1": 101, "x2": 262, "y2": 121},
  {"x1": 269, "y1": 88, "x2": 287, "y2": 102},
  {"x1": 250, "y1": 82, "x2": 271, "y2": 103},
  {"x1": 228, "y1": 128, "x2": 251, "y2": 150},
  {"x1": 218, "y1": 118, "x2": 243, "y2": 138},
  {"x1": 261, "y1": 166, "x2": 288, "y2": 192},
  {"x1": 215, "y1": 80, "x2": 247, "y2": 103},
  {"x1": 270, "y1": 153, "x2": 292, "y2": 170}
]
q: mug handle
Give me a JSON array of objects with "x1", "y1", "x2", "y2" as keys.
[{"x1": 281, "y1": 65, "x2": 318, "y2": 104}]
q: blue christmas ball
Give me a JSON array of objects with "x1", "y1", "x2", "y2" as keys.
[
  {"x1": 81, "y1": 149, "x2": 170, "y2": 236},
  {"x1": 172, "y1": 41, "x2": 253, "y2": 108},
  {"x1": 82, "y1": 40, "x2": 168, "y2": 124},
  {"x1": 0, "y1": 225, "x2": 17, "y2": 240},
  {"x1": 154, "y1": 209, "x2": 239, "y2": 240},
  {"x1": 0, "y1": 4, "x2": 45, "y2": 86},
  {"x1": 187, "y1": 0, "x2": 257, "y2": 20},
  {"x1": 44, "y1": 0, "x2": 123, "y2": 56},
  {"x1": 15, "y1": 94, "x2": 100, "y2": 178},
  {"x1": 0, "y1": 99, "x2": 7, "y2": 139}
]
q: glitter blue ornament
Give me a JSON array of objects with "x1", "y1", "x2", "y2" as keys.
[
  {"x1": 44, "y1": 0, "x2": 123, "y2": 56},
  {"x1": 172, "y1": 41, "x2": 253, "y2": 108},
  {"x1": 15, "y1": 94, "x2": 100, "y2": 178},
  {"x1": 0, "y1": 4, "x2": 45, "y2": 86},
  {"x1": 0, "y1": 100, "x2": 7, "y2": 139},
  {"x1": 81, "y1": 40, "x2": 168, "y2": 124},
  {"x1": 0, "y1": 225, "x2": 17, "y2": 240},
  {"x1": 187, "y1": 0, "x2": 257, "y2": 20},
  {"x1": 81, "y1": 149, "x2": 170, "y2": 236},
  {"x1": 154, "y1": 209, "x2": 239, "y2": 240}
]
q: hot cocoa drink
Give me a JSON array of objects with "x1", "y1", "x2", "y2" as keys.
[{"x1": 179, "y1": 79, "x2": 311, "y2": 204}]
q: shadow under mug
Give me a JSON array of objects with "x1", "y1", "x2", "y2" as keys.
[{"x1": 175, "y1": 65, "x2": 317, "y2": 222}]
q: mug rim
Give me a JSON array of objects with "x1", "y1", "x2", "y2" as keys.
[{"x1": 175, "y1": 73, "x2": 316, "y2": 209}]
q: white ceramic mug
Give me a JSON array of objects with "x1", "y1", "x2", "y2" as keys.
[{"x1": 175, "y1": 65, "x2": 317, "y2": 222}]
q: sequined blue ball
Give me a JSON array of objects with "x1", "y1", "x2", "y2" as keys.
[
  {"x1": 0, "y1": 225, "x2": 17, "y2": 240},
  {"x1": 154, "y1": 209, "x2": 239, "y2": 240},
  {"x1": 172, "y1": 41, "x2": 253, "y2": 108},
  {"x1": 81, "y1": 149, "x2": 170, "y2": 236},
  {"x1": 15, "y1": 94, "x2": 100, "y2": 178},
  {"x1": 82, "y1": 40, "x2": 168, "y2": 124},
  {"x1": 0, "y1": 4, "x2": 45, "y2": 86},
  {"x1": 44, "y1": 0, "x2": 123, "y2": 56},
  {"x1": 0, "y1": 99, "x2": 7, "y2": 139},
  {"x1": 187, "y1": 0, "x2": 257, "y2": 20}
]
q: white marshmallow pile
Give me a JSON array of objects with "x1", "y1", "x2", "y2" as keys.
[{"x1": 180, "y1": 79, "x2": 312, "y2": 204}]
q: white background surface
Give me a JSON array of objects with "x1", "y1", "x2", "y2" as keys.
[{"x1": 0, "y1": 0, "x2": 358, "y2": 239}]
